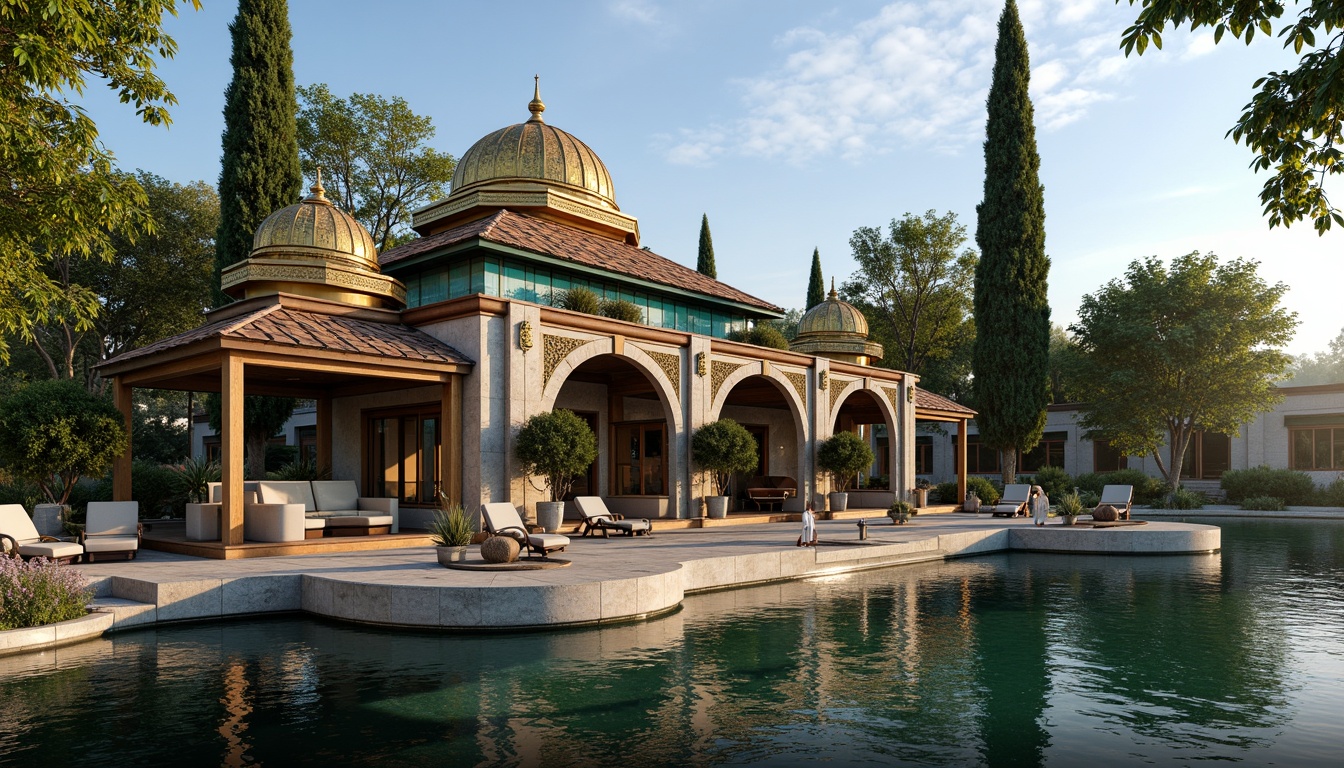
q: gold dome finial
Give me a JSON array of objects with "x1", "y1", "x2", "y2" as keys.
[
  {"x1": 829, "y1": 276, "x2": 837, "y2": 299},
  {"x1": 527, "y1": 75, "x2": 545, "y2": 123},
  {"x1": 304, "y1": 168, "x2": 332, "y2": 206}
]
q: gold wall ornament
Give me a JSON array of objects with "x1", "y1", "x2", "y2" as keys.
[
  {"x1": 695, "y1": 352, "x2": 708, "y2": 377},
  {"x1": 542, "y1": 334, "x2": 589, "y2": 388},
  {"x1": 518, "y1": 320, "x2": 534, "y2": 352},
  {"x1": 828, "y1": 378, "x2": 853, "y2": 412},
  {"x1": 818, "y1": 370, "x2": 829, "y2": 390},
  {"x1": 885, "y1": 387, "x2": 903, "y2": 414},
  {"x1": 907, "y1": 385, "x2": 916, "y2": 403},
  {"x1": 643, "y1": 348, "x2": 681, "y2": 396},
  {"x1": 710, "y1": 360, "x2": 748, "y2": 401},
  {"x1": 783, "y1": 370, "x2": 808, "y2": 404}
]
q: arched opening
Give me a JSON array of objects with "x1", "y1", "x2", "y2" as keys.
[
  {"x1": 715, "y1": 374, "x2": 805, "y2": 511},
  {"x1": 550, "y1": 353, "x2": 678, "y2": 519},
  {"x1": 832, "y1": 388, "x2": 897, "y2": 492}
]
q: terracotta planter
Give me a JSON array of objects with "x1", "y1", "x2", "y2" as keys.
[
  {"x1": 705, "y1": 496, "x2": 729, "y2": 519},
  {"x1": 829, "y1": 492, "x2": 849, "y2": 512},
  {"x1": 536, "y1": 501, "x2": 564, "y2": 534},
  {"x1": 436, "y1": 545, "x2": 468, "y2": 566}
]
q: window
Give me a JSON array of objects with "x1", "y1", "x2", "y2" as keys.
[
  {"x1": 366, "y1": 405, "x2": 441, "y2": 506},
  {"x1": 296, "y1": 426, "x2": 317, "y2": 465},
  {"x1": 1180, "y1": 431, "x2": 1231, "y2": 479},
  {"x1": 1021, "y1": 431, "x2": 1067, "y2": 472},
  {"x1": 915, "y1": 436, "x2": 933, "y2": 475},
  {"x1": 1093, "y1": 439, "x2": 1128, "y2": 472},
  {"x1": 1291, "y1": 426, "x2": 1344, "y2": 470},
  {"x1": 612, "y1": 421, "x2": 666, "y2": 495},
  {"x1": 957, "y1": 435, "x2": 1001, "y2": 474},
  {"x1": 567, "y1": 412, "x2": 599, "y2": 499}
]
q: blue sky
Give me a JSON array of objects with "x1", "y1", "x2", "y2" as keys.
[{"x1": 78, "y1": 0, "x2": 1339, "y2": 355}]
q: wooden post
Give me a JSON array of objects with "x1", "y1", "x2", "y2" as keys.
[
  {"x1": 317, "y1": 394, "x2": 332, "y2": 475},
  {"x1": 956, "y1": 419, "x2": 968, "y2": 505},
  {"x1": 442, "y1": 377, "x2": 462, "y2": 509},
  {"x1": 112, "y1": 379, "x2": 133, "y2": 501},
  {"x1": 221, "y1": 355, "x2": 245, "y2": 546}
]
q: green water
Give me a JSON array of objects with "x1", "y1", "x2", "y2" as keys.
[{"x1": 2, "y1": 518, "x2": 1341, "y2": 767}]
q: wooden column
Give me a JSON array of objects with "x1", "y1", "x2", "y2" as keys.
[
  {"x1": 956, "y1": 419, "x2": 968, "y2": 504},
  {"x1": 316, "y1": 394, "x2": 333, "y2": 474},
  {"x1": 221, "y1": 354, "x2": 245, "y2": 545},
  {"x1": 442, "y1": 376, "x2": 463, "y2": 509},
  {"x1": 112, "y1": 378, "x2": 133, "y2": 501}
]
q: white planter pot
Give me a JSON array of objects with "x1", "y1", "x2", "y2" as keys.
[
  {"x1": 436, "y1": 545, "x2": 468, "y2": 566},
  {"x1": 829, "y1": 492, "x2": 849, "y2": 512},
  {"x1": 705, "y1": 496, "x2": 729, "y2": 519},
  {"x1": 32, "y1": 503, "x2": 66, "y2": 537},
  {"x1": 536, "y1": 501, "x2": 564, "y2": 534},
  {"x1": 913, "y1": 488, "x2": 929, "y2": 508}
]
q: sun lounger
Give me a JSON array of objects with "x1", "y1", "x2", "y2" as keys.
[
  {"x1": 991, "y1": 484, "x2": 1031, "y2": 517},
  {"x1": 81, "y1": 501, "x2": 142, "y2": 561},
  {"x1": 480, "y1": 502, "x2": 569, "y2": 556},
  {"x1": 573, "y1": 496, "x2": 651, "y2": 537},
  {"x1": 0, "y1": 504, "x2": 84, "y2": 564},
  {"x1": 1098, "y1": 484, "x2": 1134, "y2": 520}
]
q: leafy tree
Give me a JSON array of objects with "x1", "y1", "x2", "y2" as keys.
[
  {"x1": 845, "y1": 210, "x2": 977, "y2": 377},
  {"x1": 1120, "y1": 1, "x2": 1344, "y2": 233},
  {"x1": 514, "y1": 409, "x2": 597, "y2": 502},
  {"x1": 204, "y1": 394, "x2": 297, "y2": 480},
  {"x1": 972, "y1": 0, "x2": 1051, "y2": 485},
  {"x1": 816, "y1": 431, "x2": 875, "y2": 492},
  {"x1": 697, "y1": 213, "x2": 717, "y2": 278},
  {"x1": 215, "y1": 0, "x2": 302, "y2": 306},
  {"x1": 0, "y1": 0, "x2": 200, "y2": 365},
  {"x1": 806, "y1": 248, "x2": 825, "y2": 309},
  {"x1": 726, "y1": 324, "x2": 790, "y2": 350},
  {"x1": 297, "y1": 84, "x2": 457, "y2": 250},
  {"x1": 767, "y1": 308, "x2": 805, "y2": 342},
  {"x1": 691, "y1": 419, "x2": 758, "y2": 496},
  {"x1": 1287, "y1": 326, "x2": 1344, "y2": 385},
  {"x1": 1069, "y1": 252, "x2": 1297, "y2": 493},
  {"x1": 133, "y1": 389, "x2": 192, "y2": 465},
  {"x1": 0, "y1": 380, "x2": 128, "y2": 505},
  {"x1": 1047, "y1": 324, "x2": 1083, "y2": 404}
]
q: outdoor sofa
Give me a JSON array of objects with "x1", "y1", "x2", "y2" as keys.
[
  {"x1": 573, "y1": 496, "x2": 652, "y2": 537},
  {"x1": 480, "y1": 502, "x2": 569, "y2": 556},
  {"x1": 251, "y1": 481, "x2": 398, "y2": 541},
  {"x1": 80, "y1": 501, "x2": 142, "y2": 561},
  {"x1": 0, "y1": 503, "x2": 84, "y2": 564}
]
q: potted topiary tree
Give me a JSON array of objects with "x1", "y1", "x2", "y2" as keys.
[
  {"x1": 514, "y1": 408, "x2": 597, "y2": 533},
  {"x1": 430, "y1": 494, "x2": 476, "y2": 565},
  {"x1": 691, "y1": 419, "x2": 759, "y2": 519},
  {"x1": 0, "y1": 380, "x2": 128, "y2": 536},
  {"x1": 816, "y1": 431, "x2": 874, "y2": 512}
]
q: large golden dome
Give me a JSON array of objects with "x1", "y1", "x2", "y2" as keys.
[{"x1": 789, "y1": 283, "x2": 883, "y2": 365}]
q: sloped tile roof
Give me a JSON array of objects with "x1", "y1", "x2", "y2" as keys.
[
  {"x1": 103, "y1": 304, "x2": 472, "y2": 368},
  {"x1": 916, "y1": 388, "x2": 976, "y2": 416},
  {"x1": 380, "y1": 210, "x2": 782, "y2": 313}
]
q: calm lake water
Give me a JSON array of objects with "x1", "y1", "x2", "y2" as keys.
[{"x1": 2, "y1": 518, "x2": 1342, "y2": 767}]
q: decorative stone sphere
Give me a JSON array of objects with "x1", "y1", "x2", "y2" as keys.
[
  {"x1": 480, "y1": 535, "x2": 520, "y2": 564},
  {"x1": 1092, "y1": 504, "x2": 1119, "y2": 522}
]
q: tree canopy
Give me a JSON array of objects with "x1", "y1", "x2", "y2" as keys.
[
  {"x1": 514, "y1": 409, "x2": 598, "y2": 502},
  {"x1": 1069, "y1": 252, "x2": 1297, "y2": 491},
  {"x1": 0, "y1": 0, "x2": 200, "y2": 364},
  {"x1": 972, "y1": 0, "x2": 1051, "y2": 484},
  {"x1": 1120, "y1": 0, "x2": 1344, "y2": 233},
  {"x1": 205, "y1": 394, "x2": 297, "y2": 480},
  {"x1": 697, "y1": 214, "x2": 717, "y2": 278},
  {"x1": 0, "y1": 379, "x2": 128, "y2": 505},
  {"x1": 1287, "y1": 326, "x2": 1344, "y2": 385},
  {"x1": 806, "y1": 248, "x2": 825, "y2": 309},
  {"x1": 297, "y1": 83, "x2": 457, "y2": 250}
]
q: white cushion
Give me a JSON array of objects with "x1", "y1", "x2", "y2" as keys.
[
  {"x1": 0, "y1": 503, "x2": 41, "y2": 544},
  {"x1": 18, "y1": 540, "x2": 84, "y2": 559},
  {"x1": 86, "y1": 501, "x2": 139, "y2": 535},
  {"x1": 1100, "y1": 485, "x2": 1133, "y2": 505},
  {"x1": 304, "y1": 518, "x2": 326, "y2": 531},
  {"x1": 527, "y1": 532, "x2": 570, "y2": 549},
  {"x1": 324, "y1": 515, "x2": 393, "y2": 527},
  {"x1": 83, "y1": 535, "x2": 139, "y2": 553},
  {"x1": 312, "y1": 481, "x2": 359, "y2": 512},
  {"x1": 1000, "y1": 484, "x2": 1031, "y2": 504},
  {"x1": 256, "y1": 481, "x2": 316, "y2": 512}
]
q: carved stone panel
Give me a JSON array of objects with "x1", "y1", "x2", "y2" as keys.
[
  {"x1": 783, "y1": 370, "x2": 808, "y2": 405},
  {"x1": 711, "y1": 360, "x2": 749, "y2": 402},
  {"x1": 543, "y1": 334, "x2": 589, "y2": 388},
  {"x1": 642, "y1": 348, "x2": 682, "y2": 397},
  {"x1": 828, "y1": 378, "x2": 854, "y2": 412}
]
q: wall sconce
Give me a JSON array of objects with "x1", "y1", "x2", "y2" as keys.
[
  {"x1": 695, "y1": 351, "x2": 708, "y2": 377},
  {"x1": 819, "y1": 370, "x2": 829, "y2": 390},
  {"x1": 518, "y1": 320, "x2": 533, "y2": 352},
  {"x1": 907, "y1": 385, "x2": 916, "y2": 403}
]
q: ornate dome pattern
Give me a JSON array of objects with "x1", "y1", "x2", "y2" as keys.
[
  {"x1": 797, "y1": 286, "x2": 870, "y2": 337},
  {"x1": 252, "y1": 177, "x2": 380, "y2": 272},
  {"x1": 789, "y1": 284, "x2": 883, "y2": 364}
]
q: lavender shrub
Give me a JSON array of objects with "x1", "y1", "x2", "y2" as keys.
[{"x1": 0, "y1": 556, "x2": 92, "y2": 630}]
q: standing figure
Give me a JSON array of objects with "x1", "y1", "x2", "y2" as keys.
[
  {"x1": 1030, "y1": 485, "x2": 1050, "y2": 526},
  {"x1": 798, "y1": 503, "x2": 818, "y2": 547}
]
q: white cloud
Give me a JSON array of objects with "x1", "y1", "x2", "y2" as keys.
[
  {"x1": 1182, "y1": 32, "x2": 1218, "y2": 60},
  {"x1": 666, "y1": 0, "x2": 1139, "y2": 166},
  {"x1": 609, "y1": 0, "x2": 660, "y2": 27}
]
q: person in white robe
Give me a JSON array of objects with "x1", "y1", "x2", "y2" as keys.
[
  {"x1": 1030, "y1": 485, "x2": 1050, "y2": 526},
  {"x1": 798, "y1": 503, "x2": 817, "y2": 546}
]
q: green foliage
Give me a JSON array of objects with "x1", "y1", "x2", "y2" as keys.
[
  {"x1": 514, "y1": 409, "x2": 598, "y2": 502},
  {"x1": 132, "y1": 460, "x2": 184, "y2": 518},
  {"x1": 1056, "y1": 489, "x2": 1085, "y2": 517},
  {"x1": 1026, "y1": 465, "x2": 1072, "y2": 501},
  {"x1": 765, "y1": 308, "x2": 804, "y2": 342},
  {"x1": 845, "y1": 210, "x2": 977, "y2": 377},
  {"x1": 1287, "y1": 327, "x2": 1344, "y2": 385},
  {"x1": 173, "y1": 458, "x2": 220, "y2": 504},
  {"x1": 0, "y1": 380, "x2": 127, "y2": 505},
  {"x1": 267, "y1": 458, "x2": 329, "y2": 481},
  {"x1": 1168, "y1": 487, "x2": 1207, "y2": 510},
  {"x1": 215, "y1": 0, "x2": 302, "y2": 305},
  {"x1": 557, "y1": 287, "x2": 601, "y2": 315},
  {"x1": 972, "y1": 0, "x2": 1051, "y2": 484},
  {"x1": 697, "y1": 213, "x2": 716, "y2": 278},
  {"x1": 1220, "y1": 466, "x2": 1317, "y2": 505},
  {"x1": 598, "y1": 298, "x2": 643, "y2": 324},
  {"x1": 132, "y1": 389, "x2": 193, "y2": 465},
  {"x1": 691, "y1": 419, "x2": 759, "y2": 496},
  {"x1": 933, "y1": 481, "x2": 958, "y2": 504},
  {"x1": 806, "y1": 248, "x2": 825, "y2": 309},
  {"x1": 297, "y1": 84, "x2": 456, "y2": 250},
  {"x1": 204, "y1": 394, "x2": 298, "y2": 480},
  {"x1": 1120, "y1": 0, "x2": 1344, "y2": 232},
  {"x1": 1078, "y1": 490, "x2": 1101, "y2": 508},
  {"x1": 966, "y1": 476, "x2": 1002, "y2": 505},
  {"x1": 725, "y1": 324, "x2": 790, "y2": 350},
  {"x1": 1048, "y1": 324, "x2": 1083, "y2": 404},
  {"x1": 1070, "y1": 252, "x2": 1296, "y2": 490},
  {"x1": 0, "y1": 0, "x2": 198, "y2": 365},
  {"x1": 0, "y1": 478, "x2": 42, "y2": 512},
  {"x1": 0, "y1": 556, "x2": 92, "y2": 631},
  {"x1": 429, "y1": 495, "x2": 475, "y2": 547},
  {"x1": 888, "y1": 499, "x2": 914, "y2": 523},
  {"x1": 1240, "y1": 495, "x2": 1287, "y2": 511},
  {"x1": 1315, "y1": 476, "x2": 1344, "y2": 507},
  {"x1": 816, "y1": 431, "x2": 875, "y2": 492}
]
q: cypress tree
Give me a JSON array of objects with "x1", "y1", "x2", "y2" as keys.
[
  {"x1": 696, "y1": 213, "x2": 717, "y2": 279},
  {"x1": 971, "y1": 0, "x2": 1051, "y2": 485},
  {"x1": 214, "y1": 0, "x2": 302, "y2": 306},
  {"x1": 806, "y1": 247, "x2": 825, "y2": 308}
]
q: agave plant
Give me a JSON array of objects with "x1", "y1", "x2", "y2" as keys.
[
  {"x1": 173, "y1": 458, "x2": 220, "y2": 504},
  {"x1": 430, "y1": 493, "x2": 475, "y2": 547}
]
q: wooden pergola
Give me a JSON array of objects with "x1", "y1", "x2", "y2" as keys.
[
  {"x1": 96, "y1": 293, "x2": 473, "y2": 547},
  {"x1": 914, "y1": 389, "x2": 975, "y2": 504}
]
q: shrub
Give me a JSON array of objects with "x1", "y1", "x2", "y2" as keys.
[
  {"x1": 132, "y1": 460, "x2": 185, "y2": 518},
  {"x1": 264, "y1": 443, "x2": 297, "y2": 473},
  {"x1": 1220, "y1": 466, "x2": 1316, "y2": 505},
  {"x1": 1240, "y1": 495, "x2": 1286, "y2": 511},
  {"x1": 691, "y1": 419, "x2": 759, "y2": 496},
  {"x1": 863, "y1": 474, "x2": 889, "y2": 490},
  {"x1": 1078, "y1": 490, "x2": 1101, "y2": 508},
  {"x1": 267, "y1": 458, "x2": 330, "y2": 481},
  {"x1": 817, "y1": 432, "x2": 875, "y2": 492},
  {"x1": 888, "y1": 500, "x2": 914, "y2": 523},
  {"x1": 1027, "y1": 466, "x2": 1072, "y2": 501},
  {"x1": 173, "y1": 457, "x2": 220, "y2": 503},
  {"x1": 1316, "y1": 476, "x2": 1344, "y2": 507},
  {"x1": 0, "y1": 379, "x2": 128, "y2": 505},
  {"x1": 933, "y1": 481, "x2": 958, "y2": 503},
  {"x1": 725, "y1": 324, "x2": 791, "y2": 350},
  {"x1": 0, "y1": 479, "x2": 43, "y2": 512},
  {"x1": 0, "y1": 556, "x2": 92, "y2": 630},
  {"x1": 1168, "y1": 487, "x2": 1206, "y2": 509},
  {"x1": 557, "y1": 287, "x2": 601, "y2": 315},
  {"x1": 966, "y1": 476, "x2": 1001, "y2": 505},
  {"x1": 515, "y1": 409, "x2": 599, "y2": 501},
  {"x1": 598, "y1": 298, "x2": 643, "y2": 324}
]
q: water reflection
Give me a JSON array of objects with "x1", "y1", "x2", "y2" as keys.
[{"x1": 2, "y1": 520, "x2": 1342, "y2": 767}]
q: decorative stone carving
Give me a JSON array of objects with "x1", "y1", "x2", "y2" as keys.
[
  {"x1": 695, "y1": 351, "x2": 708, "y2": 377},
  {"x1": 828, "y1": 378, "x2": 853, "y2": 412},
  {"x1": 543, "y1": 334, "x2": 589, "y2": 387},
  {"x1": 642, "y1": 348, "x2": 681, "y2": 396},
  {"x1": 711, "y1": 360, "x2": 748, "y2": 401},
  {"x1": 818, "y1": 370, "x2": 829, "y2": 390},
  {"x1": 480, "y1": 535, "x2": 520, "y2": 563},
  {"x1": 783, "y1": 371, "x2": 808, "y2": 405},
  {"x1": 884, "y1": 387, "x2": 902, "y2": 415},
  {"x1": 518, "y1": 320, "x2": 534, "y2": 352}
]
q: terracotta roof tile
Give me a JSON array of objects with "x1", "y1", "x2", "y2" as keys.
[
  {"x1": 380, "y1": 210, "x2": 782, "y2": 313},
  {"x1": 916, "y1": 389, "x2": 975, "y2": 416}
]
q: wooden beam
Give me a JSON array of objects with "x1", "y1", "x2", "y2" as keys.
[
  {"x1": 956, "y1": 420, "x2": 968, "y2": 505},
  {"x1": 221, "y1": 354, "x2": 245, "y2": 545},
  {"x1": 112, "y1": 379, "x2": 133, "y2": 501},
  {"x1": 443, "y1": 377, "x2": 462, "y2": 512},
  {"x1": 317, "y1": 394, "x2": 332, "y2": 475}
]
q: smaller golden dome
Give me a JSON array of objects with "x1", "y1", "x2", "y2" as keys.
[
  {"x1": 798, "y1": 284, "x2": 869, "y2": 336},
  {"x1": 251, "y1": 173, "x2": 379, "y2": 272},
  {"x1": 790, "y1": 281, "x2": 883, "y2": 365}
]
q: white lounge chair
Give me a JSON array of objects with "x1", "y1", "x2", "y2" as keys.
[
  {"x1": 991, "y1": 484, "x2": 1031, "y2": 517},
  {"x1": 81, "y1": 501, "x2": 142, "y2": 561},
  {"x1": 0, "y1": 503, "x2": 84, "y2": 564},
  {"x1": 573, "y1": 496, "x2": 651, "y2": 538},
  {"x1": 480, "y1": 502, "x2": 569, "y2": 557},
  {"x1": 1098, "y1": 485, "x2": 1134, "y2": 520}
]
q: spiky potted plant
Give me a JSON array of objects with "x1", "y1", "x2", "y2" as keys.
[
  {"x1": 430, "y1": 494, "x2": 476, "y2": 565},
  {"x1": 1056, "y1": 490, "x2": 1084, "y2": 526}
]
